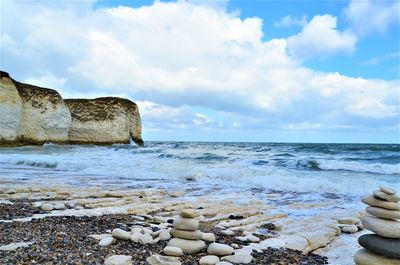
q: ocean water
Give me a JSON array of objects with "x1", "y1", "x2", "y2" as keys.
[{"x1": 0, "y1": 142, "x2": 398, "y2": 200}]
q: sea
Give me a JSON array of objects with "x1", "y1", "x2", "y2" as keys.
[{"x1": 1, "y1": 142, "x2": 398, "y2": 199}]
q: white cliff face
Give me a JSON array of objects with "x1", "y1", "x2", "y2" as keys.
[
  {"x1": 65, "y1": 98, "x2": 144, "y2": 145},
  {"x1": 0, "y1": 73, "x2": 23, "y2": 141},
  {"x1": 0, "y1": 72, "x2": 143, "y2": 146},
  {"x1": 15, "y1": 82, "x2": 71, "y2": 143}
]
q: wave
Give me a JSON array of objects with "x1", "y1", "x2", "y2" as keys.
[
  {"x1": 15, "y1": 160, "x2": 58, "y2": 169},
  {"x1": 316, "y1": 160, "x2": 400, "y2": 175}
]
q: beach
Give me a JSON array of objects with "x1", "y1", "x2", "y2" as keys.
[{"x1": 0, "y1": 142, "x2": 399, "y2": 264}]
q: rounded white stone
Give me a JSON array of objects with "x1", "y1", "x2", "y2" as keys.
[
  {"x1": 199, "y1": 255, "x2": 220, "y2": 265},
  {"x1": 354, "y1": 249, "x2": 399, "y2": 265},
  {"x1": 163, "y1": 246, "x2": 183, "y2": 257},
  {"x1": 99, "y1": 237, "x2": 114, "y2": 247},
  {"x1": 104, "y1": 255, "x2": 132, "y2": 265},
  {"x1": 207, "y1": 243, "x2": 234, "y2": 256},
  {"x1": 361, "y1": 216, "x2": 400, "y2": 238},
  {"x1": 380, "y1": 186, "x2": 396, "y2": 195},
  {"x1": 167, "y1": 238, "x2": 205, "y2": 254},
  {"x1": 112, "y1": 228, "x2": 131, "y2": 241},
  {"x1": 173, "y1": 216, "x2": 199, "y2": 231}
]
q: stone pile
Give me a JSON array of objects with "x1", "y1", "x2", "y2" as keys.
[
  {"x1": 165, "y1": 209, "x2": 206, "y2": 255},
  {"x1": 354, "y1": 186, "x2": 400, "y2": 265},
  {"x1": 336, "y1": 216, "x2": 362, "y2": 234}
]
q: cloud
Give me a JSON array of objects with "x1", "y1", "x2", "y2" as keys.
[
  {"x1": 287, "y1": 15, "x2": 357, "y2": 60},
  {"x1": 1, "y1": 1, "x2": 398, "y2": 140},
  {"x1": 344, "y1": 0, "x2": 399, "y2": 37},
  {"x1": 274, "y1": 15, "x2": 307, "y2": 28},
  {"x1": 360, "y1": 52, "x2": 400, "y2": 66}
]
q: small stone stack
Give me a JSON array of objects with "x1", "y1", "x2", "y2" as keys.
[
  {"x1": 354, "y1": 186, "x2": 400, "y2": 265},
  {"x1": 165, "y1": 209, "x2": 206, "y2": 255}
]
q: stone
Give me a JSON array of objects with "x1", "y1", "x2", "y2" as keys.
[
  {"x1": 354, "y1": 249, "x2": 400, "y2": 265},
  {"x1": 146, "y1": 254, "x2": 181, "y2": 265},
  {"x1": 358, "y1": 234, "x2": 400, "y2": 258},
  {"x1": 53, "y1": 203, "x2": 66, "y2": 210},
  {"x1": 173, "y1": 216, "x2": 199, "y2": 231},
  {"x1": 201, "y1": 233, "x2": 216, "y2": 242},
  {"x1": 381, "y1": 186, "x2": 396, "y2": 195},
  {"x1": 99, "y1": 237, "x2": 114, "y2": 247},
  {"x1": 361, "y1": 216, "x2": 400, "y2": 238},
  {"x1": 130, "y1": 232, "x2": 141, "y2": 243},
  {"x1": 163, "y1": 246, "x2": 184, "y2": 257},
  {"x1": 207, "y1": 243, "x2": 234, "y2": 256},
  {"x1": 180, "y1": 209, "x2": 200, "y2": 218},
  {"x1": 40, "y1": 203, "x2": 54, "y2": 211},
  {"x1": 338, "y1": 217, "x2": 360, "y2": 225},
  {"x1": 221, "y1": 230, "x2": 235, "y2": 236},
  {"x1": 246, "y1": 235, "x2": 260, "y2": 242},
  {"x1": 222, "y1": 253, "x2": 253, "y2": 264},
  {"x1": 362, "y1": 196, "x2": 400, "y2": 210},
  {"x1": 88, "y1": 234, "x2": 112, "y2": 240},
  {"x1": 231, "y1": 244, "x2": 239, "y2": 249},
  {"x1": 199, "y1": 255, "x2": 220, "y2": 265},
  {"x1": 65, "y1": 98, "x2": 143, "y2": 146},
  {"x1": 167, "y1": 238, "x2": 205, "y2": 254},
  {"x1": 216, "y1": 262, "x2": 233, "y2": 265},
  {"x1": 138, "y1": 233, "x2": 154, "y2": 244},
  {"x1": 158, "y1": 230, "x2": 171, "y2": 241},
  {"x1": 366, "y1": 206, "x2": 400, "y2": 220},
  {"x1": 104, "y1": 255, "x2": 132, "y2": 265},
  {"x1": 171, "y1": 229, "x2": 202, "y2": 240},
  {"x1": 374, "y1": 190, "x2": 400, "y2": 202},
  {"x1": 340, "y1": 225, "x2": 358, "y2": 233},
  {"x1": 112, "y1": 228, "x2": 131, "y2": 241}
]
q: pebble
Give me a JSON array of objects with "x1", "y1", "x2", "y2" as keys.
[
  {"x1": 180, "y1": 209, "x2": 200, "y2": 218},
  {"x1": 381, "y1": 186, "x2": 396, "y2": 195},
  {"x1": 99, "y1": 237, "x2": 114, "y2": 247},
  {"x1": 231, "y1": 244, "x2": 239, "y2": 249},
  {"x1": 104, "y1": 255, "x2": 132, "y2": 265},
  {"x1": 167, "y1": 238, "x2": 205, "y2": 254},
  {"x1": 171, "y1": 229, "x2": 202, "y2": 240},
  {"x1": 354, "y1": 249, "x2": 399, "y2": 265},
  {"x1": 337, "y1": 217, "x2": 360, "y2": 225},
  {"x1": 199, "y1": 255, "x2": 220, "y2": 265},
  {"x1": 158, "y1": 230, "x2": 171, "y2": 241},
  {"x1": 146, "y1": 254, "x2": 181, "y2": 265},
  {"x1": 53, "y1": 203, "x2": 66, "y2": 210},
  {"x1": 138, "y1": 233, "x2": 154, "y2": 244},
  {"x1": 366, "y1": 206, "x2": 400, "y2": 220},
  {"x1": 40, "y1": 203, "x2": 54, "y2": 211},
  {"x1": 163, "y1": 246, "x2": 184, "y2": 257},
  {"x1": 374, "y1": 190, "x2": 400, "y2": 202},
  {"x1": 361, "y1": 216, "x2": 400, "y2": 238},
  {"x1": 207, "y1": 243, "x2": 234, "y2": 256},
  {"x1": 222, "y1": 253, "x2": 253, "y2": 264},
  {"x1": 215, "y1": 262, "x2": 233, "y2": 265},
  {"x1": 358, "y1": 234, "x2": 400, "y2": 259},
  {"x1": 130, "y1": 232, "x2": 141, "y2": 243},
  {"x1": 340, "y1": 225, "x2": 359, "y2": 233},
  {"x1": 246, "y1": 235, "x2": 260, "y2": 242},
  {"x1": 173, "y1": 216, "x2": 199, "y2": 231},
  {"x1": 112, "y1": 228, "x2": 131, "y2": 241},
  {"x1": 201, "y1": 232, "x2": 216, "y2": 242},
  {"x1": 361, "y1": 195, "x2": 400, "y2": 210},
  {"x1": 221, "y1": 230, "x2": 235, "y2": 236}
]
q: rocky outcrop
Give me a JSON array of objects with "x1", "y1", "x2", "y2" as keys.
[
  {"x1": 14, "y1": 80, "x2": 71, "y2": 144},
  {"x1": 0, "y1": 72, "x2": 23, "y2": 142},
  {"x1": 65, "y1": 98, "x2": 143, "y2": 146},
  {"x1": 0, "y1": 71, "x2": 143, "y2": 146}
]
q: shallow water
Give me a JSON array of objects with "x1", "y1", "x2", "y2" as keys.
[{"x1": 1, "y1": 142, "x2": 398, "y2": 197}]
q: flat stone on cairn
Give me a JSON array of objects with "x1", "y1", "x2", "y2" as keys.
[
  {"x1": 355, "y1": 186, "x2": 400, "y2": 265},
  {"x1": 166, "y1": 209, "x2": 206, "y2": 255}
]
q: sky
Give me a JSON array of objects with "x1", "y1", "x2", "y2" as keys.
[{"x1": 1, "y1": 0, "x2": 399, "y2": 143}]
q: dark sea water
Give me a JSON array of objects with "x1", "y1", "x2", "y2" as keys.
[{"x1": 0, "y1": 142, "x2": 399, "y2": 199}]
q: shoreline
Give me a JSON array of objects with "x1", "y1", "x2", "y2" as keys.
[{"x1": 0, "y1": 184, "x2": 365, "y2": 264}]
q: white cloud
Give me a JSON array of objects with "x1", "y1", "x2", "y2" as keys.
[
  {"x1": 1, "y1": 0, "x2": 398, "y2": 137},
  {"x1": 274, "y1": 15, "x2": 307, "y2": 28},
  {"x1": 344, "y1": 0, "x2": 399, "y2": 37},
  {"x1": 287, "y1": 15, "x2": 357, "y2": 60}
]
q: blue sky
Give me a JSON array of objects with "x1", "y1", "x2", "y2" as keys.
[{"x1": 1, "y1": 0, "x2": 399, "y2": 143}]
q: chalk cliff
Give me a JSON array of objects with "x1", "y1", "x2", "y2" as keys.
[
  {"x1": 0, "y1": 71, "x2": 23, "y2": 142},
  {"x1": 0, "y1": 71, "x2": 143, "y2": 146},
  {"x1": 65, "y1": 98, "x2": 143, "y2": 146}
]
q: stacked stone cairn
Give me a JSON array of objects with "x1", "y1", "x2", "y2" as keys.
[
  {"x1": 164, "y1": 209, "x2": 206, "y2": 256},
  {"x1": 354, "y1": 186, "x2": 400, "y2": 265}
]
